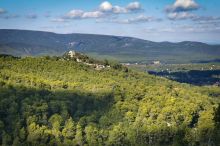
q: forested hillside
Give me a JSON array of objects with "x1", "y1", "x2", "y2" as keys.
[{"x1": 0, "y1": 55, "x2": 220, "y2": 146}]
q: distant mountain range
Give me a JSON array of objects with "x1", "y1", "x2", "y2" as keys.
[{"x1": 0, "y1": 29, "x2": 220, "y2": 64}]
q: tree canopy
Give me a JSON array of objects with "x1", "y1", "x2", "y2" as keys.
[{"x1": 0, "y1": 55, "x2": 219, "y2": 146}]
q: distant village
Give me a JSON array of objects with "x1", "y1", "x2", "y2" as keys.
[
  {"x1": 67, "y1": 50, "x2": 110, "y2": 70},
  {"x1": 121, "y1": 60, "x2": 161, "y2": 66}
]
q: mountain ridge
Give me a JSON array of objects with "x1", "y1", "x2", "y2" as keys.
[
  {"x1": 0, "y1": 29, "x2": 214, "y2": 45},
  {"x1": 0, "y1": 29, "x2": 220, "y2": 63}
]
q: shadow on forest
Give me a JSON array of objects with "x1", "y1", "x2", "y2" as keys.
[
  {"x1": 148, "y1": 70, "x2": 220, "y2": 86},
  {"x1": 0, "y1": 83, "x2": 116, "y2": 145},
  {"x1": 0, "y1": 84, "x2": 115, "y2": 128}
]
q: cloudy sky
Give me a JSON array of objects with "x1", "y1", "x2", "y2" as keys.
[{"x1": 0, "y1": 0, "x2": 220, "y2": 43}]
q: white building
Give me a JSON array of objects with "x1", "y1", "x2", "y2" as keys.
[
  {"x1": 68, "y1": 50, "x2": 76, "y2": 58},
  {"x1": 153, "y1": 61, "x2": 161, "y2": 65}
]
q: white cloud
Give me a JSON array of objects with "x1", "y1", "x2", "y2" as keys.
[
  {"x1": 112, "y1": 6, "x2": 128, "y2": 14},
  {"x1": 124, "y1": 15, "x2": 161, "y2": 24},
  {"x1": 64, "y1": 10, "x2": 104, "y2": 19},
  {"x1": 166, "y1": 0, "x2": 199, "y2": 13},
  {"x1": 167, "y1": 11, "x2": 220, "y2": 23},
  {"x1": 126, "y1": 2, "x2": 141, "y2": 11},
  {"x1": 98, "y1": 15, "x2": 161, "y2": 24},
  {"x1": 99, "y1": 1, "x2": 141, "y2": 14},
  {"x1": 99, "y1": 1, "x2": 113, "y2": 12},
  {"x1": 63, "y1": 1, "x2": 142, "y2": 20},
  {"x1": 168, "y1": 12, "x2": 195, "y2": 20},
  {"x1": 165, "y1": 0, "x2": 199, "y2": 21},
  {"x1": 111, "y1": 2, "x2": 141, "y2": 14},
  {"x1": 113, "y1": 1, "x2": 141, "y2": 14},
  {"x1": 66, "y1": 10, "x2": 84, "y2": 19},
  {"x1": 82, "y1": 11, "x2": 104, "y2": 18}
]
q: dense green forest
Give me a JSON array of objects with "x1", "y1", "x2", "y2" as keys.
[{"x1": 0, "y1": 55, "x2": 220, "y2": 146}]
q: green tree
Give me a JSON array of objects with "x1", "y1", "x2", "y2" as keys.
[
  {"x1": 19, "y1": 127, "x2": 26, "y2": 142},
  {"x1": 107, "y1": 123, "x2": 128, "y2": 146},
  {"x1": 49, "y1": 114, "x2": 63, "y2": 130},
  {"x1": 73, "y1": 123, "x2": 84, "y2": 146},
  {"x1": 62, "y1": 117, "x2": 75, "y2": 140},
  {"x1": 2, "y1": 131, "x2": 12, "y2": 146},
  {"x1": 85, "y1": 125, "x2": 100, "y2": 146}
]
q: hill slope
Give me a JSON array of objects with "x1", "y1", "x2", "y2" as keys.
[
  {"x1": 0, "y1": 29, "x2": 220, "y2": 63},
  {"x1": 0, "y1": 55, "x2": 219, "y2": 145}
]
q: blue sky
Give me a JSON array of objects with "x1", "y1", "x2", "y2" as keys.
[{"x1": 0, "y1": 0, "x2": 220, "y2": 43}]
